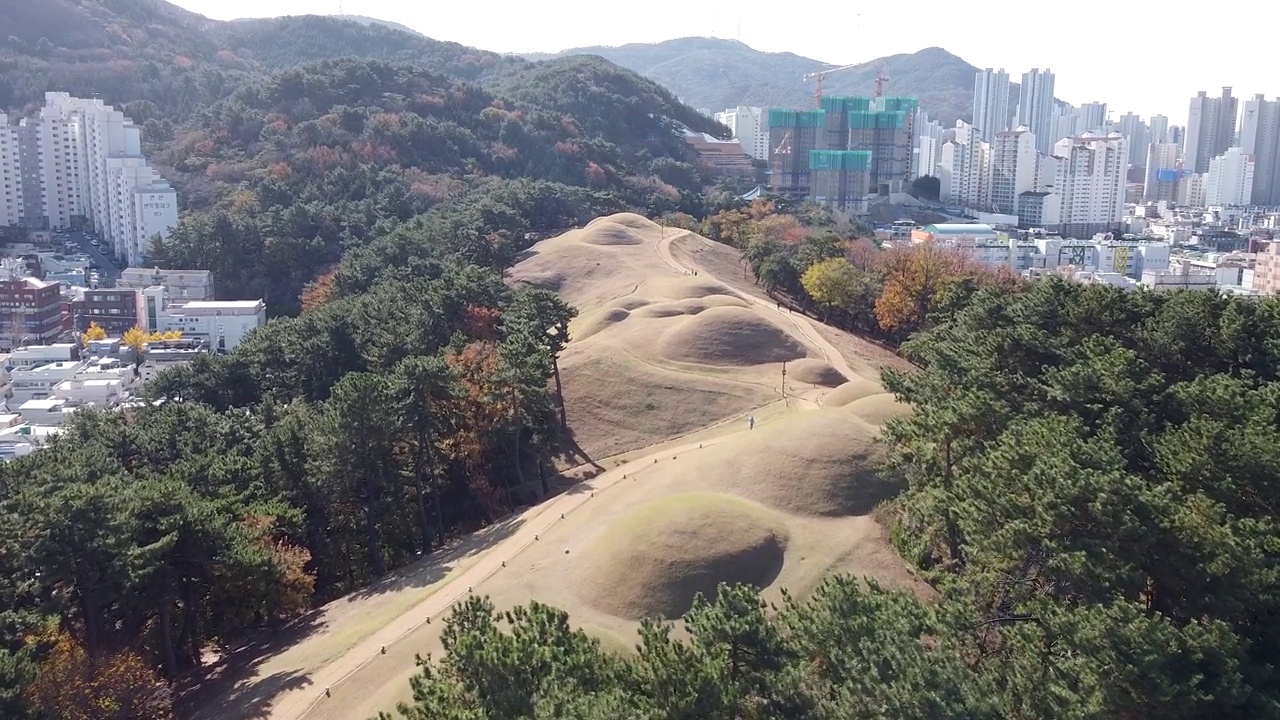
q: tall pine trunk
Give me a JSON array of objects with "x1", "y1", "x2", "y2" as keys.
[
  {"x1": 413, "y1": 428, "x2": 432, "y2": 555},
  {"x1": 363, "y1": 473, "x2": 385, "y2": 577},
  {"x1": 553, "y1": 358, "x2": 567, "y2": 432}
]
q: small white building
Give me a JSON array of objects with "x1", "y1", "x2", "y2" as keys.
[
  {"x1": 6, "y1": 343, "x2": 78, "y2": 370},
  {"x1": 140, "y1": 289, "x2": 265, "y2": 353},
  {"x1": 16, "y1": 397, "x2": 86, "y2": 426}
]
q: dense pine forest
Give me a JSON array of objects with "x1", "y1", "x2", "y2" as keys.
[{"x1": 1, "y1": 3, "x2": 1278, "y2": 719}]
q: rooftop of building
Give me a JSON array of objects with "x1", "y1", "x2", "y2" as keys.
[
  {"x1": 923, "y1": 223, "x2": 997, "y2": 236},
  {"x1": 21, "y1": 360, "x2": 81, "y2": 373},
  {"x1": 178, "y1": 299, "x2": 264, "y2": 311}
]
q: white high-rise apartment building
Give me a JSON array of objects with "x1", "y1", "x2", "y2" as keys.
[
  {"x1": 1184, "y1": 88, "x2": 1238, "y2": 174},
  {"x1": 1179, "y1": 173, "x2": 1206, "y2": 207},
  {"x1": 1, "y1": 93, "x2": 178, "y2": 266},
  {"x1": 914, "y1": 117, "x2": 944, "y2": 179},
  {"x1": 714, "y1": 107, "x2": 769, "y2": 161},
  {"x1": 1116, "y1": 112, "x2": 1148, "y2": 165},
  {"x1": 1149, "y1": 115, "x2": 1170, "y2": 145},
  {"x1": 1053, "y1": 133, "x2": 1126, "y2": 237},
  {"x1": 1144, "y1": 143, "x2": 1180, "y2": 203},
  {"x1": 938, "y1": 120, "x2": 991, "y2": 210},
  {"x1": 990, "y1": 127, "x2": 1038, "y2": 214},
  {"x1": 1078, "y1": 102, "x2": 1108, "y2": 133},
  {"x1": 972, "y1": 68, "x2": 1010, "y2": 142},
  {"x1": 0, "y1": 115, "x2": 22, "y2": 228},
  {"x1": 1240, "y1": 94, "x2": 1280, "y2": 206},
  {"x1": 1018, "y1": 69, "x2": 1056, "y2": 155},
  {"x1": 1205, "y1": 148, "x2": 1254, "y2": 206}
]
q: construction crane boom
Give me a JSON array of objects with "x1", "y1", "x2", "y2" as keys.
[{"x1": 801, "y1": 63, "x2": 861, "y2": 108}]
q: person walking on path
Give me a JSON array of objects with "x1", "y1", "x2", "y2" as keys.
[{"x1": 748, "y1": 415, "x2": 755, "y2": 430}]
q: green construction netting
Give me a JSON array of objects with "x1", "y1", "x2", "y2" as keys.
[
  {"x1": 875, "y1": 97, "x2": 919, "y2": 113},
  {"x1": 848, "y1": 111, "x2": 907, "y2": 130},
  {"x1": 808, "y1": 150, "x2": 872, "y2": 171},
  {"x1": 820, "y1": 96, "x2": 871, "y2": 114},
  {"x1": 768, "y1": 109, "x2": 826, "y2": 128}
]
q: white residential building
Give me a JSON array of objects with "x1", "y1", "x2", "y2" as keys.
[
  {"x1": 1149, "y1": 115, "x2": 1170, "y2": 145},
  {"x1": 1053, "y1": 133, "x2": 1127, "y2": 237},
  {"x1": 1, "y1": 93, "x2": 178, "y2": 266},
  {"x1": 1179, "y1": 172, "x2": 1207, "y2": 207},
  {"x1": 139, "y1": 286, "x2": 265, "y2": 352},
  {"x1": 938, "y1": 121, "x2": 990, "y2": 210},
  {"x1": 990, "y1": 127, "x2": 1038, "y2": 215},
  {"x1": 0, "y1": 115, "x2": 22, "y2": 228},
  {"x1": 1116, "y1": 112, "x2": 1148, "y2": 166},
  {"x1": 914, "y1": 117, "x2": 944, "y2": 179},
  {"x1": 1184, "y1": 88, "x2": 1238, "y2": 174},
  {"x1": 1239, "y1": 94, "x2": 1280, "y2": 206},
  {"x1": 117, "y1": 268, "x2": 214, "y2": 302},
  {"x1": 972, "y1": 68, "x2": 1010, "y2": 142},
  {"x1": 1018, "y1": 69, "x2": 1056, "y2": 154},
  {"x1": 714, "y1": 107, "x2": 769, "y2": 161},
  {"x1": 1205, "y1": 148, "x2": 1254, "y2": 206}
]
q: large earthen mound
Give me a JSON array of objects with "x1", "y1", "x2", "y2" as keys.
[
  {"x1": 658, "y1": 307, "x2": 806, "y2": 367},
  {"x1": 572, "y1": 494, "x2": 788, "y2": 620},
  {"x1": 580, "y1": 221, "x2": 645, "y2": 246},
  {"x1": 787, "y1": 358, "x2": 848, "y2": 388},
  {"x1": 823, "y1": 378, "x2": 884, "y2": 408},
  {"x1": 843, "y1": 393, "x2": 912, "y2": 426},
  {"x1": 573, "y1": 307, "x2": 630, "y2": 341},
  {"x1": 698, "y1": 410, "x2": 900, "y2": 517},
  {"x1": 590, "y1": 212, "x2": 659, "y2": 231},
  {"x1": 649, "y1": 277, "x2": 742, "y2": 301}
]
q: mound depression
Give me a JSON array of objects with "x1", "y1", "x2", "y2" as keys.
[
  {"x1": 659, "y1": 306, "x2": 806, "y2": 366},
  {"x1": 573, "y1": 494, "x2": 788, "y2": 620}
]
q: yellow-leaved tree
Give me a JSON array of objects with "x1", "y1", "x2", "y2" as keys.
[
  {"x1": 121, "y1": 326, "x2": 149, "y2": 366},
  {"x1": 25, "y1": 627, "x2": 173, "y2": 720},
  {"x1": 801, "y1": 257, "x2": 862, "y2": 321},
  {"x1": 80, "y1": 321, "x2": 107, "y2": 348}
]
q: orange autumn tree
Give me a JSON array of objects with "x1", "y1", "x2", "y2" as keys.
[
  {"x1": 26, "y1": 627, "x2": 172, "y2": 720},
  {"x1": 444, "y1": 342, "x2": 507, "y2": 520},
  {"x1": 875, "y1": 241, "x2": 983, "y2": 334},
  {"x1": 300, "y1": 267, "x2": 339, "y2": 313}
]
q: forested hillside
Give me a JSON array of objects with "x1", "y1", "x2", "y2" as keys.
[{"x1": 377, "y1": 279, "x2": 1280, "y2": 720}]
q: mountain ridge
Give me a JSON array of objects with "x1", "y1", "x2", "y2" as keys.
[{"x1": 523, "y1": 38, "x2": 1003, "y2": 124}]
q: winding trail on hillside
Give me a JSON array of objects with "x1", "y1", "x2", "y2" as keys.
[{"x1": 242, "y1": 227, "x2": 864, "y2": 720}]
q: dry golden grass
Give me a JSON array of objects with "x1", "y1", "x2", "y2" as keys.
[{"x1": 571, "y1": 493, "x2": 788, "y2": 620}]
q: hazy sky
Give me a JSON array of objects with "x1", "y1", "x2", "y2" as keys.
[{"x1": 171, "y1": 0, "x2": 1279, "y2": 125}]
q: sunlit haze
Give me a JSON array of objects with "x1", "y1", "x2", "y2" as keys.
[{"x1": 167, "y1": 0, "x2": 1279, "y2": 124}]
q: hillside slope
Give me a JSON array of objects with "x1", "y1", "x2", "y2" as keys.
[
  {"x1": 0, "y1": 1, "x2": 515, "y2": 114},
  {"x1": 526, "y1": 37, "x2": 993, "y2": 123}
]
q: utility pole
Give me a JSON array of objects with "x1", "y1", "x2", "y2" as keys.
[{"x1": 781, "y1": 360, "x2": 788, "y2": 405}]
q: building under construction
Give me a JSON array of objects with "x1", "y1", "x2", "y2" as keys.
[
  {"x1": 767, "y1": 109, "x2": 823, "y2": 195},
  {"x1": 768, "y1": 96, "x2": 917, "y2": 209},
  {"x1": 808, "y1": 150, "x2": 872, "y2": 214},
  {"x1": 848, "y1": 96, "x2": 917, "y2": 195}
]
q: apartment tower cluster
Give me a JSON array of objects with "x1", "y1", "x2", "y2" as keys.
[{"x1": 0, "y1": 92, "x2": 177, "y2": 266}]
